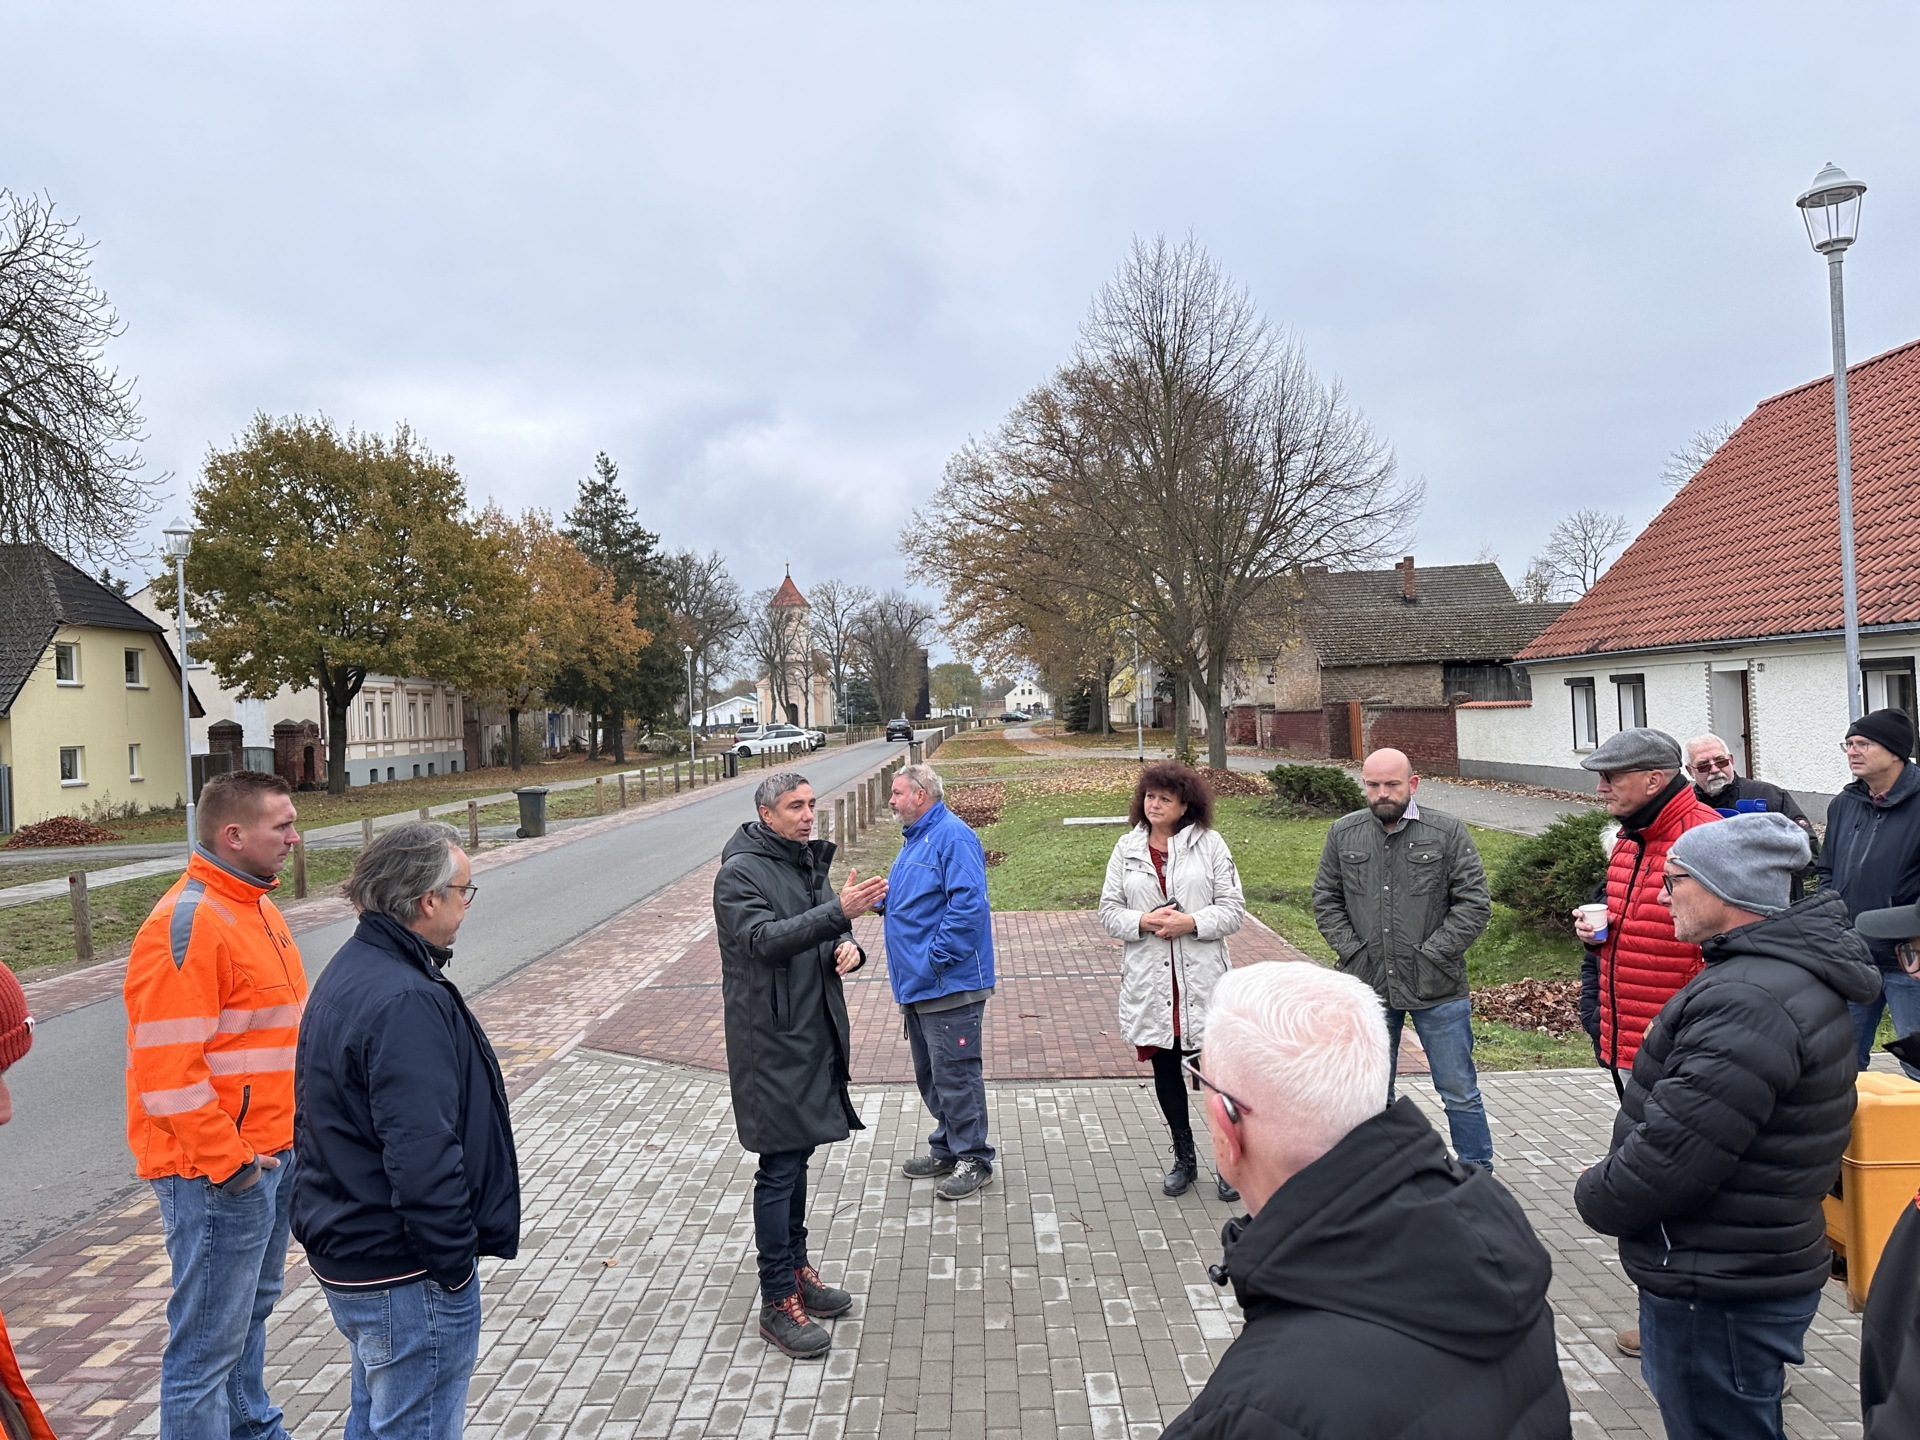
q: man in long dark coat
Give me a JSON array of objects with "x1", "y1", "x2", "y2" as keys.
[{"x1": 715, "y1": 770, "x2": 887, "y2": 1358}]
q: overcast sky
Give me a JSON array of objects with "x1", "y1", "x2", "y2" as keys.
[{"x1": 12, "y1": 2, "x2": 1920, "y2": 645}]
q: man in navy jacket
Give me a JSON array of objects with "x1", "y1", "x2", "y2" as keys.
[
  {"x1": 293, "y1": 822, "x2": 518, "y2": 1440},
  {"x1": 884, "y1": 763, "x2": 997, "y2": 1200}
]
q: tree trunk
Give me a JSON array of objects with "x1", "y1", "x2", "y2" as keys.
[
  {"x1": 1098, "y1": 658, "x2": 1113, "y2": 736},
  {"x1": 509, "y1": 707, "x2": 522, "y2": 773},
  {"x1": 325, "y1": 687, "x2": 351, "y2": 795},
  {"x1": 1172, "y1": 662, "x2": 1193, "y2": 762},
  {"x1": 610, "y1": 706, "x2": 626, "y2": 764},
  {"x1": 1203, "y1": 659, "x2": 1228, "y2": 771}
]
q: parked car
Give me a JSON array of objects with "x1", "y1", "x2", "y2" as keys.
[
  {"x1": 885, "y1": 716, "x2": 915, "y2": 741},
  {"x1": 734, "y1": 722, "x2": 764, "y2": 741},
  {"x1": 996, "y1": 711, "x2": 1032, "y2": 724},
  {"x1": 733, "y1": 723, "x2": 824, "y2": 756}
]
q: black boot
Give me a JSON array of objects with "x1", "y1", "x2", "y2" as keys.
[
  {"x1": 1163, "y1": 1135, "x2": 1198, "y2": 1197},
  {"x1": 1215, "y1": 1172, "x2": 1239, "y2": 1203}
]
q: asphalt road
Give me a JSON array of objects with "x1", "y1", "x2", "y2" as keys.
[{"x1": 0, "y1": 739, "x2": 899, "y2": 1266}]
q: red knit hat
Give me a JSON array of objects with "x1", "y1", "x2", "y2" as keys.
[{"x1": 0, "y1": 964, "x2": 32, "y2": 1072}]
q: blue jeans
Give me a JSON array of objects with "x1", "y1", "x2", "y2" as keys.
[
  {"x1": 151, "y1": 1151, "x2": 294, "y2": 1440},
  {"x1": 903, "y1": 1000, "x2": 994, "y2": 1167},
  {"x1": 324, "y1": 1276, "x2": 482, "y2": 1440},
  {"x1": 1639, "y1": 1287, "x2": 1821, "y2": 1440},
  {"x1": 1850, "y1": 969, "x2": 1920, "y2": 1079},
  {"x1": 754, "y1": 1148, "x2": 815, "y2": 1302},
  {"x1": 1386, "y1": 999, "x2": 1495, "y2": 1169}
]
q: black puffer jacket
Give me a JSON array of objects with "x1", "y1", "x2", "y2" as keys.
[
  {"x1": 292, "y1": 912, "x2": 519, "y2": 1291},
  {"x1": 1817, "y1": 760, "x2": 1920, "y2": 971},
  {"x1": 1574, "y1": 888, "x2": 1881, "y2": 1301},
  {"x1": 1162, "y1": 1099, "x2": 1571, "y2": 1440},
  {"x1": 714, "y1": 822, "x2": 866, "y2": 1155}
]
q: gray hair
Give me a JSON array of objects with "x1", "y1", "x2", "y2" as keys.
[
  {"x1": 898, "y1": 763, "x2": 943, "y2": 803},
  {"x1": 347, "y1": 821, "x2": 461, "y2": 923},
  {"x1": 755, "y1": 771, "x2": 809, "y2": 812}
]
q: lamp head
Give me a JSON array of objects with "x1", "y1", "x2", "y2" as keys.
[
  {"x1": 1797, "y1": 162, "x2": 1867, "y2": 254},
  {"x1": 161, "y1": 517, "x2": 193, "y2": 560}
]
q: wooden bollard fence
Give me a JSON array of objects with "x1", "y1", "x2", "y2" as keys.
[
  {"x1": 594, "y1": 776, "x2": 605, "y2": 814},
  {"x1": 835, "y1": 797, "x2": 846, "y2": 849},
  {"x1": 618, "y1": 774, "x2": 629, "y2": 809},
  {"x1": 361, "y1": 817, "x2": 374, "y2": 847},
  {"x1": 467, "y1": 800, "x2": 480, "y2": 849},
  {"x1": 70, "y1": 871, "x2": 94, "y2": 963},
  {"x1": 293, "y1": 837, "x2": 308, "y2": 899}
]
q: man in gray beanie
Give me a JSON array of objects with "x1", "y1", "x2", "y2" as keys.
[{"x1": 1576, "y1": 812, "x2": 1882, "y2": 1440}]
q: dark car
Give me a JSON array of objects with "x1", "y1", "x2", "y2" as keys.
[
  {"x1": 885, "y1": 717, "x2": 915, "y2": 741},
  {"x1": 996, "y1": 711, "x2": 1031, "y2": 724}
]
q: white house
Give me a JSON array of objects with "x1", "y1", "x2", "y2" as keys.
[
  {"x1": 698, "y1": 695, "x2": 757, "y2": 728},
  {"x1": 1005, "y1": 678, "x2": 1051, "y2": 714},
  {"x1": 1460, "y1": 337, "x2": 1920, "y2": 817}
]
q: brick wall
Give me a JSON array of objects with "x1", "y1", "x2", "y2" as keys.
[
  {"x1": 1362, "y1": 704, "x2": 1459, "y2": 776},
  {"x1": 1263, "y1": 709, "x2": 1330, "y2": 754}
]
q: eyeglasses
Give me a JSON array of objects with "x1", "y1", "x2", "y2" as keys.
[
  {"x1": 1898, "y1": 941, "x2": 1920, "y2": 977},
  {"x1": 1843, "y1": 739, "x2": 1879, "y2": 753},
  {"x1": 446, "y1": 883, "x2": 479, "y2": 906},
  {"x1": 1661, "y1": 870, "x2": 1692, "y2": 894},
  {"x1": 1180, "y1": 1056, "x2": 1254, "y2": 1123},
  {"x1": 1691, "y1": 755, "x2": 1735, "y2": 772}
]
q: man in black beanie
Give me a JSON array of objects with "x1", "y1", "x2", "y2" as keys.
[{"x1": 1817, "y1": 706, "x2": 1920, "y2": 1076}]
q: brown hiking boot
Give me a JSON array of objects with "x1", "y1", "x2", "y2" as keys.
[
  {"x1": 759, "y1": 1291, "x2": 830, "y2": 1359},
  {"x1": 795, "y1": 1265, "x2": 852, "y2": 1318},
  {"x1": 1615, "y1": 1327, "x2": 1640, "y2": 1358}
]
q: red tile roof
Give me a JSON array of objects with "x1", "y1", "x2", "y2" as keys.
[
  {"x1": 1520, "y1": 337, "x2": 1920, "y2": 661},
  {"x1": 768, "y1": 575, "x2": 809, "y2": 608}
]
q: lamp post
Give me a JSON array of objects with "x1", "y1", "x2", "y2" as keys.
[
  {"x1": 684, "y1": 645, "x2": 697, "y2": 763},
  {"x1": 1132, "y1": 616, "x2": 1145, "y2": 764},
  {"x1": 162, "y1": 517, "x2": 196, "y2": 846},
  {"x1": 1797, "y1": 161, "x2": 1869, "y2": 720}
]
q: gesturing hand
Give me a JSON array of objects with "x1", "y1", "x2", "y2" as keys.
[
  {"x1": 839, "y1": 868, "x2": 888, "y2": 920},
  {"x1": 834, "y1": 941, "x2": 863, "y2": 975}
]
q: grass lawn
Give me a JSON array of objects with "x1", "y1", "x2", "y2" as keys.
[
  {"x1": 1, "y1": 847, "x2": 361, "y2": 978},
  {"x1": 932, "y1": 730, "x2": 1031, "y2": 760},
  {"x1": 932, "y1": 761, "x2": 1594, "y2": 1071}
]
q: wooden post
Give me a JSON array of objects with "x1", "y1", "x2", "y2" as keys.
[
  {"x1": 70, "y1": 872, "x2": 94, "y2": 963},
  {"x1": 835, "y1": 797, "x2": 846, "y2": 849},
  {"x1": 640, "y1": 768, "x2": 648, "y2": 802},
  {"x1": 418, "y1": 806, "x2": 430, "y2": 821},
  {"x1": 293, "y1": 836, "x2": 308, "y2": 899},
  {"x1": 618, "y1": 774, "x2": 629, "y2": 809},
  {"x1": 361, "y1": 817, "x2": 374, "y2": 847},
  {"x1": 467, "y1": 800, "x2": 480, "y2": 850},
  {"x1": 674, "y1": 762, "x2": 682, "y2": 794},
  {"x1": 594, "y1": 776, "x2": 605, "y2": 814}
]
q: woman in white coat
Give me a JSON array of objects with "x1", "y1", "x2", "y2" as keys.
[{"x1": 1099, "y1": 762, "x2": 1246, "y2": 1199}]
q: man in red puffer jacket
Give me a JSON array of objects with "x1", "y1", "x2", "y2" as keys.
[{"x1": 1569, "y1": 727, "x2": 1720, "y2": 1362}]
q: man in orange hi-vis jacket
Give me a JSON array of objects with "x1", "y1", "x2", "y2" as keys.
[{"x1": 125, "y1": 770, "x2": 306, "y2": 1440}]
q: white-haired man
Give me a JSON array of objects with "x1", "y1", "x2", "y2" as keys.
[
  {"x1": 1685, "y1": 734, "x2": 1816, "y2": 900},
  {"x1": 1161, "y1": 963, "x2": 1570, "y2": 1440}
]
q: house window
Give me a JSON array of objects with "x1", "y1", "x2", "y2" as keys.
[
  {"x1": 381, "y1": 702, "x2": 392, "y2": 739},
  {"x1": 55, "y1": 643, "x2": 80, "y2": 684},
  {"x1": 1612, "y1": 673, "x2": 1647, "y2": 730},
  {"x1": 125, "y1": 649, "x2": 146, "y2": 687},
  {"x1": 1864, "y1": 659, "x2": 1917, "y2": 721},
  {"x1": 447, "y1": 704, "x2": 456, "y2": 736},
  {"x1": 408, "y1": 701, "x2": 419, "y2": 738},
  {"x1": 60, "y1": 747, "x2": 84, "y2": 785},
  {"x1": 128, "y1": 744, "x2": 143, "y2": 780},
  {"x1": 363, "y1": 701, "x2": 375, "y2": 739},
  {"x1": 1567, "y1": 678, "x2": 1598, "y2": 750}
]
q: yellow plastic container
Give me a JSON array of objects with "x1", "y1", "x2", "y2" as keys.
[{"x1": 1822, "y1": 1070, "x2": 1920, "y2": 1311}]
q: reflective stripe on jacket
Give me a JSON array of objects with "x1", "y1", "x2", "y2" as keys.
[
  {"x1": 124, "y1": 846, "x2": 307, "y2": 1182},
  {"x1": 1598, "y1": 786, "x2": 1721, "y2": 1071},
  {"x1": 1101, "y1": 824, "x2": 1244, "y2": 1050}
]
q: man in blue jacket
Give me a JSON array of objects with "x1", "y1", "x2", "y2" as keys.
[
  {"x1": 293, "y1": 822, "x2": 518, "y2": 1440},
  {"x1": 884, "y1": 763, "x2": 997, "y2": 1200}
]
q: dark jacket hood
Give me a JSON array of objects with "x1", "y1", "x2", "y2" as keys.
[
  {"x1": 1224, "y1": 1097, "x2": 1551, "y2": 1362},
  {"x1": 723, "y1": 821, "x2": 835, "y2": 872},
  {"x1": 1842, "y1": 759, "x2": 1920, "y2": 809},
  {"x1": 1703, "y1": 887, "x2": 1883, "y2": 1005}
]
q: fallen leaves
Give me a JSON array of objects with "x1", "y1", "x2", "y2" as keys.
[
  {"x1": 4, "y1": 816, "x2": 125, "y2": 848},
  {"x1": 1472, "y1": 978, "x2": 1582, "y2": 1037}
]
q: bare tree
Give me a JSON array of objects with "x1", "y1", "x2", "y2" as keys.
[
  {"x1": 907, "y1": 235, "x2": 1418, "y2": 767},
  {"x1": 1515, "y1": 558, "x2": 1557, "y2": 604},
  {"x1": 1528, "y1": 508, "x2": 1635, "y2": 598},
  {"x1": 0, "y1": 191, "x2": 150, "y2": 561},
  {"x1": 665, "y1": 549, "x2": 747, "y2": 730},
  {"x1": 1661, "y1": 421, "x2": 1736, "y2": 492},
  {"x1": 807, "y1": 578, "x2": 873, "y2": 727},
  {"x1": 854, "y1": 590, "x2": 937, "y2": 720}
]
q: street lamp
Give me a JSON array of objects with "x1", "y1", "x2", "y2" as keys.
[
  {"x1": 1797, "y1": 161, "x2": 1869, "y2": 719},
  {"x1": 161, "y1": 517, "x2": 196, "y2": 846},
  {"x1": 684, "y1": 645, "x2": 697, "y2": 764},
  {"x1": 1132, "y1": 615, "x2": 1145, "y2": 764}
]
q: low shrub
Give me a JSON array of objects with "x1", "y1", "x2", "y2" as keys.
[
  {"x1": 1266, "y1": 764, "x2": 1365, "y2": 817},
  {"x1": 1489, "y1": 808, "x2": 1611, "y2": 935}
]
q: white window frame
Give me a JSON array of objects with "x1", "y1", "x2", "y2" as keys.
[
  {"x1": 381, "y1": 701, "x2": 392, "y2": 739},
  {"x1": 1612, "y1": 673, "x2": 1647, "y2": 731},
  {"x1": 1567, "y1": 678, "x2": 1599, "y2": 751},
  {"x1": 55, "y1": 642, "x2": 80, "y2": 685},
  {"x1": 408, "y1": 700, "x2": 419, "y2": 738},
  {"x1": 124, "y1": 648, "x2": 147, "y2": 687},
  {"x1": 128, "y1": 743, "x2": 143, "y2": 780},
  {"x1": 362, "y1": 700, "x2": 375, "y2": 740},
  {"x1": 60, "y1": 746, "x2": 85, "y2": 786}
]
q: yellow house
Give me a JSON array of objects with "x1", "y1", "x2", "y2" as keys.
[{"x1": 0, "y1": 545, "x2": 203, "y2": 833}]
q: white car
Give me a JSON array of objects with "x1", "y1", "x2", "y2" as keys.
[{"x1": 733, "y1": 723, "x2": 824, "y2": 756}]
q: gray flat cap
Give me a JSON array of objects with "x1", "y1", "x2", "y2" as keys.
[{"x1": 1581, "y1": 727, "x2": 1684, "y2": 773}]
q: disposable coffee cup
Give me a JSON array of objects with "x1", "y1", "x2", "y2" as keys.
[{"x1": 1577, "y1": 904, "x2": 1609, "y2": 942}]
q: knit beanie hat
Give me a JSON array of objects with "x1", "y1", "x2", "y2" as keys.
[
  {"x1": 1669, "y1": 812, "x2": 1811, "y2": 919},
  {"x1": 1848, "y1": 707, "x2": 1916, "y2": 762},
  {"x1": 0, "y1": 964, "x2": 32, "y2": 1073}
]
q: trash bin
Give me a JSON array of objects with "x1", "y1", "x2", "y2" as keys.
[
  {"x1": 722, "y1": 751, "x2": 739, "y2": 779},
  {"x1": 1823, "y1": 1070, "x2": 1920, "y2": 1310},
  {"x1": 513, "y1": 786, "x2": 550, "y2": 839}
]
